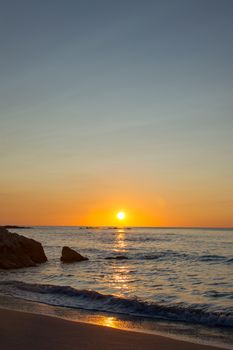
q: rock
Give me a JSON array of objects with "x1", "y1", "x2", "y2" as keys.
[
  {"x1": 0, "y1": 227, "x2": 47, "y2": 269},
  {"x1": 61, "y1": 246, "x2": 88, "y2": 263},
  {"x1": 105, "y1": 255, "x2": 128, "y2": 260}
]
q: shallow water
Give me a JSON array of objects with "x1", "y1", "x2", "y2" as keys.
[{"x1": 0, "y1": 227, "x2": 233, "y2": 347}]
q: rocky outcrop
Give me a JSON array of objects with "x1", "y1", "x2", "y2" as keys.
[
  {"x1": 105, "y1": 255, "x2": 128, "y2": 260},
  {"x1": 0, "y1": 227, "x2": 47, "y2": 269},
  {"x1": 61, "y1": 246, "x2": 88, "y2": 263}
]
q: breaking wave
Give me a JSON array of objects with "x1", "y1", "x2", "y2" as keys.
[{"x1": 1, "y1": 280, "x2": 232, "y2": 328}]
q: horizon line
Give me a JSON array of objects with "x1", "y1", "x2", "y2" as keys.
[{"x1": 2, "y1": 224, "x2": 233, "y2": 230}]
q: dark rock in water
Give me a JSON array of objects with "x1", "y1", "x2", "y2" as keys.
[
  {"x1": 105, "y1": 255, "x2": 128, "y2": 260},
  {"x1": 61, "y1": 246, "x2": 88, "y2": 263},
  {"x1": 0, "y1": 227, "x2": 47, "y2": 269}
]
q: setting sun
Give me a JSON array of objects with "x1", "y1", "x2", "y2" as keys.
[{"x1": 116, "y1": 211, "x2": 126, "y2": 220}]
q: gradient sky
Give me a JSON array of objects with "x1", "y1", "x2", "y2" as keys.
[{"x1": 0, "y1": 0, "x2": 233, "y2": 227}]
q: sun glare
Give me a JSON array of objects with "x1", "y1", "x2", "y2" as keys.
[{"x1": 117, "y1": 211, "x2": 126, "y2": 220}]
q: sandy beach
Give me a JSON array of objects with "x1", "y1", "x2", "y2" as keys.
[{"x1": 0, "y1": 308, "x2": 226, "y2": 350}]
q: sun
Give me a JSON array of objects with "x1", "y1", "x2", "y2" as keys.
[{"x1": 117, "y1": 211, "x2": 126, "y2": 220}]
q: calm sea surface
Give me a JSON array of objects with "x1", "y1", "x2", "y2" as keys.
[{"x1": 0, "y1": 227, "x2": 232, "y2": 348}]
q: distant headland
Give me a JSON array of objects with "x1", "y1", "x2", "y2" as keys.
[{"x1": 2, "y1": 225, "x2": 32, "y2": 229}]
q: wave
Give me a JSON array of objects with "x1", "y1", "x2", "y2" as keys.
[
  {"x1": 205, "y1": 291, "x2": 233, "y2": 299},
  {"x1": 198, "y1": 255, "x2": 226, "y2": 262},
  {"x1": 0, "y1": 280, "x2": 232, "y2": 328},
  {"x1": 135, "y1": 251, "x2": 232, "y2": 264}
]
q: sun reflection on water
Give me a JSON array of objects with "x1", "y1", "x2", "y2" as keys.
[
  {"x1": 99, "y1": 316, "x2": 118, "y2": 328},
  {"x1": 112, "y1": 265, "x2": 130, "y2": 292},
  {"x1": 113, "y1": 229, "x2": 127, "y2": 252},
  {"x1": 108, "y1": 228, "x2": 133, "y2": 295}
]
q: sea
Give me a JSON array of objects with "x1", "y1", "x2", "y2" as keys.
[{"x1": 0, "y1": 226, "x2": 232, "y2": 348}]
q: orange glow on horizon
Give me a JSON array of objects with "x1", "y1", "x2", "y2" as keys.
[{"x1": 0, "y1": 189, "x2": 232, "y2": 228}]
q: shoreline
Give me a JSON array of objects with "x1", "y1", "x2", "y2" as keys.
[
  {"x1": 0, "y1": 307, "x2": 227, "y2": 350},
  {"x1": 0, "y1": 292, "x2": 232, "y2": 350},
  {"x1": 1, "y1": 227, "x2": 232, "y2": 350}
]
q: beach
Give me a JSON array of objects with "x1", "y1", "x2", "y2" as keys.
[
  {"x1": 0, "y1": 308, "x2": 226, "y2": 350},
  {"x1": 1, "y1": 227, "x2": 232, "y2": 348}
]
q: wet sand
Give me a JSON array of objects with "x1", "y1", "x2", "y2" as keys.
[{"x1": 0, "y1": 308, "x2": 225, "y2": 350}]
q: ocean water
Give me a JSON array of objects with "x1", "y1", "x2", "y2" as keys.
[{"x1": 0, "y1": 227, "x2": 233, "y2": 347}]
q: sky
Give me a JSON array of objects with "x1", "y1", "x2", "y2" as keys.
[{"x1": 0, "y1": 0, "x2": 233, "y2": 227}]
